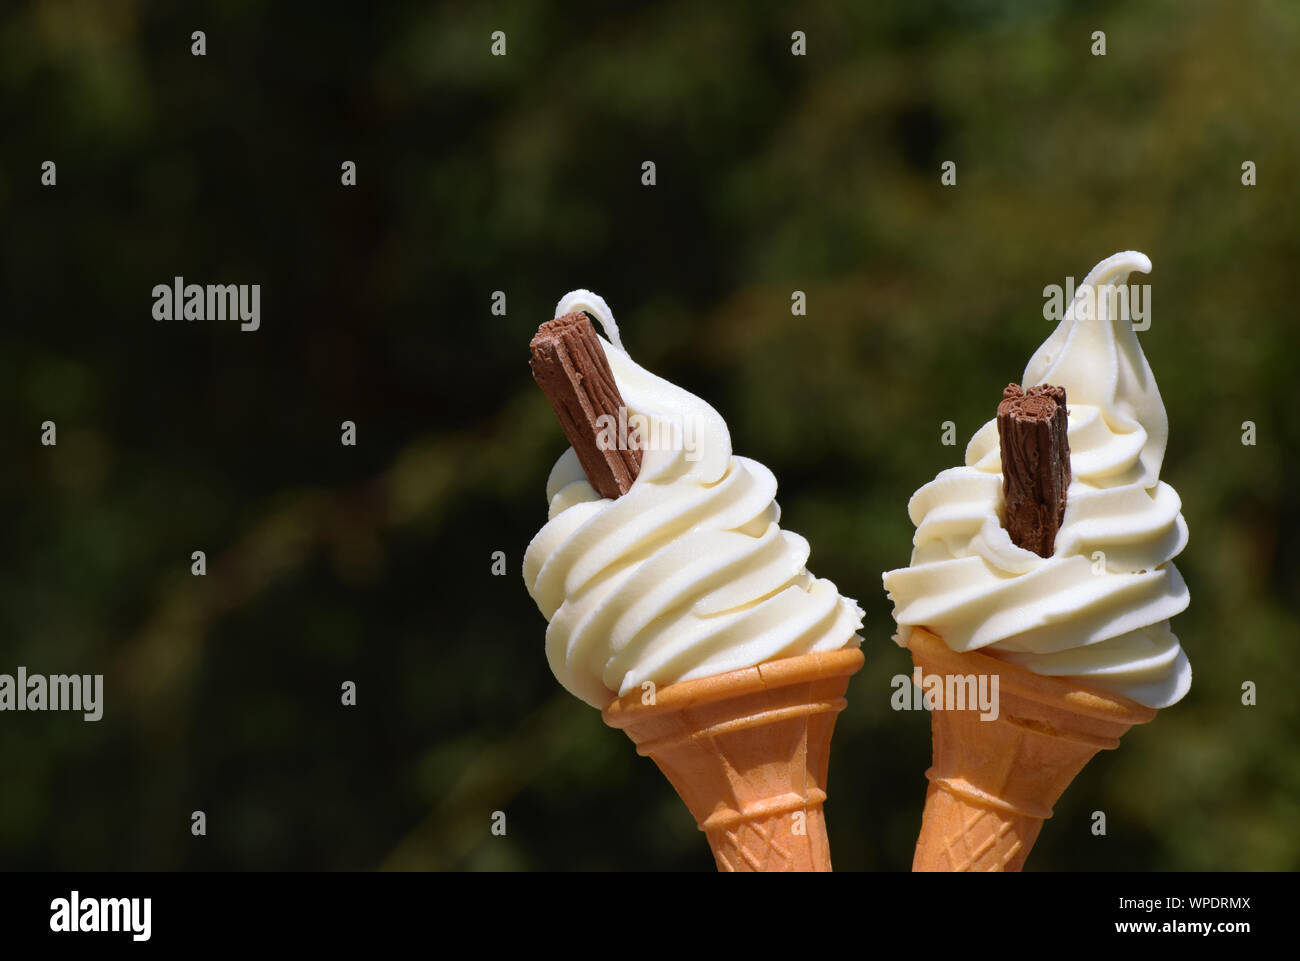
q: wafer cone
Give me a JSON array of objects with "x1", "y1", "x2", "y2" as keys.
[
  {"x1": 906, "y1": 627, "x2": 1156, "y2": 871},
  {"x1": 602, "y1": 646, "x2": 864, "y2": 872}
]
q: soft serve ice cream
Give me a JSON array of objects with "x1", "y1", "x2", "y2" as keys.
[
  {"x1": 882, "y1": 252, "x2": 1190, "y2": 708},
  {"x1": 525, "y1": 290, "x2": 863, "y2": 708}
]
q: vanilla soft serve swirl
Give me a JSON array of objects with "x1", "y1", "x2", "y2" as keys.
[
  {"x1": 524, "y1": 291, "x2": 863, "y2": 708},
  {"x1": 882, "y1": 252, "x2": 1191, "y2": 708}
]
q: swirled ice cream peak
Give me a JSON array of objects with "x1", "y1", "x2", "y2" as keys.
[
  {"x1": 883, "y1": 252, "x2": 1191, "y2": 708},
  {"x1": 526, "y1": 291, "x2": 863, "y2": 707},
  {"x1": 552, "y1": 289, "x2": 728, "y2": 484},
  {"x1": 1025, "y1": 250, "x2": 1166, "y2": 488}
]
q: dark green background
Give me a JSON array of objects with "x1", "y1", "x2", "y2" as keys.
[{"x1": 3, "y1": 0, "x2": 1296, "y2": 870}]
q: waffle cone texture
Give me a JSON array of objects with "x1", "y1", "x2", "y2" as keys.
[
  {"x1": 602, "y1": 647, "x2": 864, "y2": 872},
  {"x1": 906, "y1": 627, "x2": 1156, "y2": 871}
]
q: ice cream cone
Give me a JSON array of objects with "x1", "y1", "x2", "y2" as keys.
[
  {"x1": 906, "y1": 627, "x2": 1156, "y2": 872},
  {"x1": 602, "y1": 646, "x2": 864, "y2": 872}
]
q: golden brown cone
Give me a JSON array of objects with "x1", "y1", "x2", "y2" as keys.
[
  {"x1": 602, "y1": 646, "x2": 864, "y2": 872},
  {"x1": 906, "y1": 627, "x2": 1157, "y2": 871}
]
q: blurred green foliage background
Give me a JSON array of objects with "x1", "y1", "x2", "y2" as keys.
[{"x1": 2, "y1": 0, "x2": 1297, "y2": 870}]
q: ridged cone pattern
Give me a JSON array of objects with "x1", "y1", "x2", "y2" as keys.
[
  {"x1": 602, "y1": 647, "x2": 864, "y2": 872},
  {"x1": 907, "y1": 627, "x2": 1157, "y2": 871}
]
